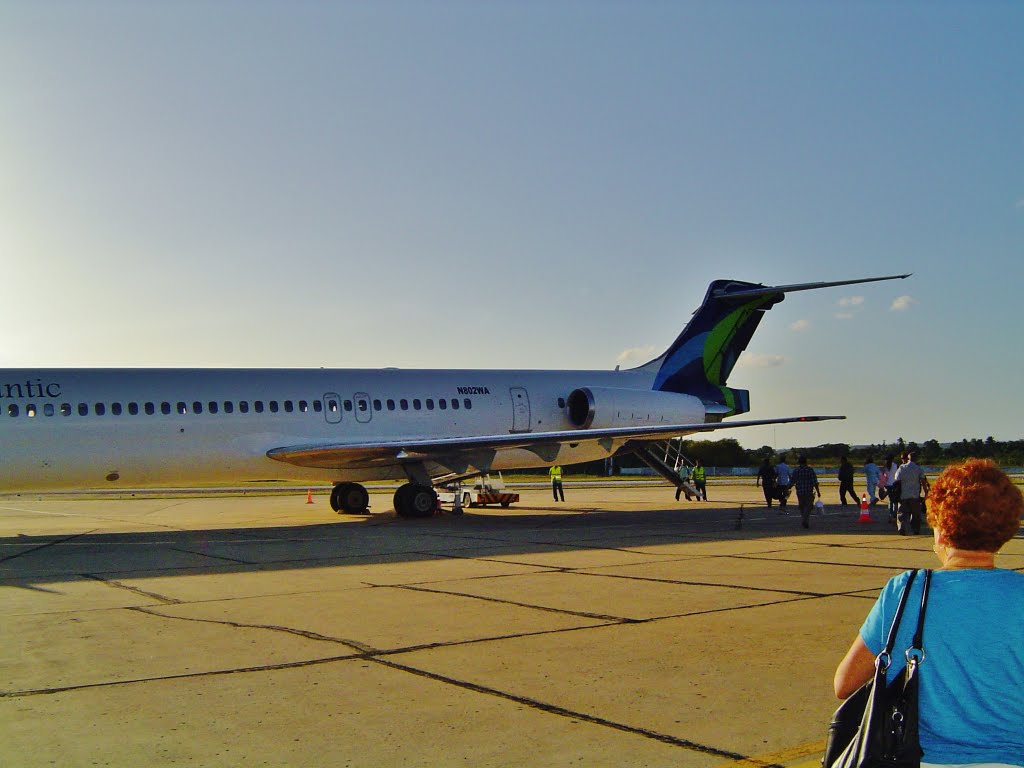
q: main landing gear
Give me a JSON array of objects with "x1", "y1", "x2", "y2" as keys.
[
  {"x1": 328, "y1": 481, "x2": 438, "y2": 518},
  {"x1": 330, "y1": 482, "x2": 370, "y2": 514},
  {"x1": 393, "y1": 483, "x2": 437, "y2": 518}
]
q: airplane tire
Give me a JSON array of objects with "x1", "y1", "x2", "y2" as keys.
[
  {"x1": 339, "y1": 483, "x2": 370, "y2": 514},
  {"x1": 329, "y1": 483, "x2": 345, "y2": 512},
  {"x1": 393, "y1": 484, "x2": 412, "y2": 516},
  {"x1": 394, "y1": 483, "x2": 436, "y2": 518},
  {"x1": 408, "y1": 485, "x2": 437, "y2": 517}
]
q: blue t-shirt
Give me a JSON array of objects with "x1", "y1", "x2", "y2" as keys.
[{"x1": 860, "y1": 569, "x2": 1024, "y2": 765}]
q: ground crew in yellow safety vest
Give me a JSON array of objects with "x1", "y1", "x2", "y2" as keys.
[
  {"x1": 692, "y1": 459, "x2": 707, "y2": 501},
  {"x1": 549, "y1": 465, "x2": 564, "y2": 502}
]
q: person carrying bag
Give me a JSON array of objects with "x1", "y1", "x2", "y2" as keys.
[
  {"x1": 824, "y1": 569, "x2": 931, "y2": 768},
  {"x1": 832, "y1": 459, "x2": 1024, "y2": 767}
]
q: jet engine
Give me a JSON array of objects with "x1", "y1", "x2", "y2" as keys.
[{"x1": 565, "y1": 387, "x2": 707, "y2": 430}]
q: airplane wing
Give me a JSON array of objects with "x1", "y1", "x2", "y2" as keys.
[{"x1": 266, "y1": 414, "x2": 843, "y2": 475}]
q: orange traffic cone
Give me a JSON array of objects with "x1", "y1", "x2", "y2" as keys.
[
  {"x1": 306, "y1": 489, "x2": 314, "y2": 505},
  {"x1": 857, "y1": 493, "x2": 872, "y2": 524}
]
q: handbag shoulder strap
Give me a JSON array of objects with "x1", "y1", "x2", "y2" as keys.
[
  {"x1": 881, "y1": 570, "x2": 918, "y2": 667},
  {"x1": 907, "y1": 569, "x2": 932, "y2": 661}
]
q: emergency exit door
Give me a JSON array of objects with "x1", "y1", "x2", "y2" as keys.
[{"x1": 510, "y1": 387, "x2": 531, "y2": 433}]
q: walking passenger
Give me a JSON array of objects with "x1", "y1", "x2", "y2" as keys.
[
  {"x1": 791, "y1": 455, "x2": 820, "y2": 529},
  {"x1": 834, "y1": 459, "x2": 1024, "y2": 765},
  {"x1": 863, "y1": 456, "x2": 880, "y2": 505},
  {"x1": 894, "y1": 451, "x2": 929, "y2": 535},
  {"x1": 775, "y1": 455, "x2": 792, "y2": 509},
  {"x1": 884, "y1": 453, "x2": 900, "y2": 524},
  {"x1": 838, "y1": 456, "x2": 858, "y2": 507},
  {"x1": 756, "y1": 457, "x2": 777, "y2": 508}
]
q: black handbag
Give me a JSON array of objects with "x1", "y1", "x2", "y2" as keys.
[{"x1": 823, "y1": 569, "x2": 932, "y2": 768}]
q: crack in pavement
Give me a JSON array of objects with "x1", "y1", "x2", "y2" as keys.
[{"x1": 386, "y1": 582, "x2": 640, "y2": 623}]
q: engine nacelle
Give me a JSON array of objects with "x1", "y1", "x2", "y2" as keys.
[{"x1": 565, "y1": 387, "x2": 706, "y2": 430}]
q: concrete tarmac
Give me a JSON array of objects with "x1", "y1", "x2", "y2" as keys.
[{"x1": 3, "y1": 483, "x2": 1022, "y2": 767}]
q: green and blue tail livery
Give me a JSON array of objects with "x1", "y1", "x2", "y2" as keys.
[{"x1": 633, "y1": 275, "x2": 910, "y2": 416}]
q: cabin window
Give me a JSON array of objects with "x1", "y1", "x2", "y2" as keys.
[
  {"x1": 43, "y1": 403, "x2": 54, "y2": 417},
  {"x1": 344, "y1": 400, "x2": 353, "y2": 412},
  {"x1": 313, "y1": 400, "x2": 322, "y2": 413},
  {"x1": 464, "y1": 398, "x2": 472, "y2": 409},
  {"x1": 254, "y1": 401, "x2": 264, "y2": 413},
  {"x1": 439, "y1": 399, "x2": 447, "y2": 410},
  {"x1": 413, "y1": 399, "x2": 421, "y2": 410},
  {"x1": 111, "y1": 402, "x2": 122, "y2": 416},
  {"x1": 284, "y1": 400, "x2": 294, "y2": 413},
  {"x1": 192, "y1": 401, "x2": 203, "y2": 414},
  {"x1": 7, "y1": 404, "x2": 18, "y2": 417},
  {"x1": 558, "y1": 397, "x2": 566, "y2": 408},
  {"x1": 400, "y1": 399, "x2": 408, "y2": 410},
  {"x1": 224, "y1": 401, "x2": 234, "y2": 414},
  {"x1": 451, "y1": 398, "x2": 459, "y2": 410},
  {"x1": 373, "y1": 399, "x2": 382, "y2": 411},
  {"x1": 94, "y1": 403, "x2": 106, "y2": 416},
  {"x1": 145, "y1": 402, "x2": 156, "y2": 415},
  {"x1": 78, "y1": 403, "x2": 89, "y2": 416},
  {"x1": 269, "y1": 401, "x2": 279, "y2": 413},
  {"x1": 326, "y1": 399, "x2": 338, "y2": 414},
  {"x1": 426, "y1": 399, "x2": 434, "y2": 411},
  {"x1": 177, "y1": 402, "x2": 187, "y2": 415},
  {"x1": 357, "y1": 400, "x2": 367, "y2": 412},
  {"x1": 60, "y1": 403, "x2": 72, "y2": 416},
  {"x1": 239, "y1": 401, "x2": 249, "y2": 414},
  {"x1": 161, "y1": 402, "x2": 171, "y2": 415},
  {"x1": 386, "y1": 399, "x2": 396, "y2": 411},
  {"x1": 208, "y1": 401, "x2": 219, "y2": 414},
  {"x1": 26, "y1": 404, "x2": 36, "y2": 417},
  {"x1": 128, "y1": 402, "x2": 139, "y2": 415}
]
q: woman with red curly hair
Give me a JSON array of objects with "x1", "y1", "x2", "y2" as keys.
[{"x1": 834, "y1": 459, "x2": 1024, "y2": 767}]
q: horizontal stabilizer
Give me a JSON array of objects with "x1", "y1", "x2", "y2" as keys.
[{"x1": 709, "y1": 273, "x2": 911, "y2": 301}]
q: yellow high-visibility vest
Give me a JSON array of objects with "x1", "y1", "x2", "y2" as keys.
[{"x1": 549, "y1": 466, "x2": 562, "y2": 481}]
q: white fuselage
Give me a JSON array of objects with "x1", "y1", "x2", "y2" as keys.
[{"x1": 0, "y1": 367, "x2": 703, "y2": 491}]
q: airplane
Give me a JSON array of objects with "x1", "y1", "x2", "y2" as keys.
[{"x1": 0, "y1": 275, "x2": 908, "y2": 518}]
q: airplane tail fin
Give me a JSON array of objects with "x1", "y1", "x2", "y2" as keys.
[{"x1": 632, "y1": 275, "x2": 910, "y2": 416}]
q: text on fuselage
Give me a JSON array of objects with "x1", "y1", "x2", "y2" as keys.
[{"x1": 1, "y1": 380, "x2": 62, "y2": 399}]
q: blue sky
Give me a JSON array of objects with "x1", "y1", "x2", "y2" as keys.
[{"x1": 2, "y1": 1, "x2": 1022, "y2": 450}]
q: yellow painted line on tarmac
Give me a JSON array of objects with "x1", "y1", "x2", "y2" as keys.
[{"x1": 712, "y1": 740, "x2": 824, "y2": 768}]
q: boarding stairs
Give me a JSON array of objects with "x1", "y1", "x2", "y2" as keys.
[{"x1": 630, "y1": 438, "x2": 699, "y2": 500}]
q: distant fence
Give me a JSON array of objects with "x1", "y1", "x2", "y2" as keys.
[{"x1": 618, "y1": 465, "x2": 1017, "y2": 478}]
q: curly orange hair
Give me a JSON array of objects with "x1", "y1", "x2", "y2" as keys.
[{"x1": 927, "y1": 458, "x2": 1023, "y2": 552}]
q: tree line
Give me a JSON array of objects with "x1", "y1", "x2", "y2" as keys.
[
  {"x1": 516, "y1": 436, "x2": 1024, "y2": 477},
  {"x1": 697, "y1": 436, "x2": 1024, "y2": 467}
]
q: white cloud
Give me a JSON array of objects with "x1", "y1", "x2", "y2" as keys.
[
  {"x1": 838, "y1": 295, "x2": 865, "y2": 308},
  {"x1": 835, "y1": 312, "x2": 855, "y2": 320},
  {"x1": 737, "y1": 353, "x2": 787, "y2": 369},
  {"x1": 890, "y1": 295, "x2": 917, "y2": 312},
  {"x1": 790, "y1": 319, "x2": 810, "y2": 332},
  {"x1": 616, "y1": 345, "x2": 658, "y2": 366}
]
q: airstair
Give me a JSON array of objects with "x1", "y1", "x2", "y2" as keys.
[{"x1": 630, "y1": 438, "x2": 699, "y2": 500}]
